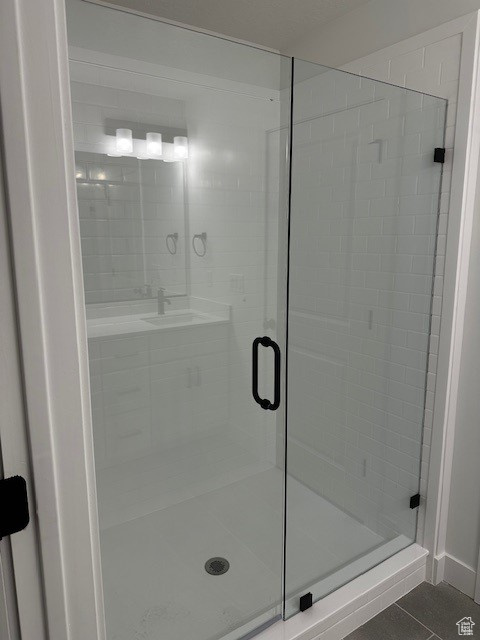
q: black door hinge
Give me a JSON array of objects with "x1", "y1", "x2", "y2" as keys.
[
  {"x1": 0, "y1": 476, "x2": 29, "y2": 539},
  {"x1": 410, "y1": 493, "x2": 421, "y2": 509},
  {"x1": 299, "y1": 592, "x2": 313, "y2": 612},
  {"x1": 434, "y1": 148, "x2": 446, "y2": 163}
]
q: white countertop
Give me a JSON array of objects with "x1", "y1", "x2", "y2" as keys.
[
  {"x1": 87, "y1": 308, "x2": 229, "y2": 339},
  {"x1": 86, "y1": 296, "x2": 231, "y2": 340}
]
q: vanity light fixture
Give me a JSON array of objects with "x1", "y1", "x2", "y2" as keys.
[
  {"x1": 105, "y1": 129, "x2": 188, "y2": 161},
  {"x1": 146, "y1": 132, "x2": 163, "y2": 158},
  {"x1": 115, "y1": 128, "x2": 133, "y2": 154},
  {"x1": 174, "y1": 136, "x2": 188, "y2": 159}
]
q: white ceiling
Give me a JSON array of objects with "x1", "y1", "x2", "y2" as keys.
[{"x1": 102, "y1": 0, "x2": 374, "y2": 51}]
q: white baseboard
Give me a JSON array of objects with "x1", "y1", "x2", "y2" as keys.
[
  {"x1": 257, "y1": 544, "x2": 428, "y2": 640},
  {"x1": 432, "y1": 552, "x2": 445, "y2": 584},
  {"x1": 435, "y1": 552, "x2": 477, "y2": 598}
]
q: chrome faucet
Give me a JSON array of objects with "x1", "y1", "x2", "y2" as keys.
[
  {"x1": 157, "y1": 288, "x2": 188, "y2": 315},
  {"x1": 157, "y1": 288, "x2": 172, "y2": 315}
]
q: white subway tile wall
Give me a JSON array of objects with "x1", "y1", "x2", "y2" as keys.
[
  {"x1": 286, "y1": 61, "x2": 447, "y2": 564},
  {"x1": 345, "y1": 33, "x2": 461, "y2": 543}
]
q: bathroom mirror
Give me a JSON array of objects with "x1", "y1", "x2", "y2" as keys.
[{"x1": 73, "y1": 71, "x2": 189, "y2": 305}]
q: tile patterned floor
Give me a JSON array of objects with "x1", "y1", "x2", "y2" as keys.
[{"x1": 344, "y1": 582, "x2": 480, "y2": 640}]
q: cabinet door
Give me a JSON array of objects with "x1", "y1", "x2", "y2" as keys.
[
  {"x1": 99, "y1": 336, "x2": 151, "y2": 463},
  {"x1": 190, "y1": 347, "x2": 229, "y2": 440},
  {"x1": 150, "y1": 355, "x2": 193, "y2": 450}
]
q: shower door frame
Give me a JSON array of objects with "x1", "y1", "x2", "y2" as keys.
[{"x1": 2, "y1": 0, "x2": 480, "y2": 638}]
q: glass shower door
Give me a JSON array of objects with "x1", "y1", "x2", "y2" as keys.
[
  {"x1": 285, "y1": 59, "x2": 446, "y2": 615},
  {"x1": 66, "y1": 1, "x2": 291, "y2": 639},
  {"x1": 66, "y1": 0, "x2": 448, "y2": 631}
]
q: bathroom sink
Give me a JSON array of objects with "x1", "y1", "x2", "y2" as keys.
[
  {"x1": 141, "y1": 311, "x2": 202, "y2": 327},
  {"x1": 86, "y1": 300, "x2": 230, "y2": 338}
]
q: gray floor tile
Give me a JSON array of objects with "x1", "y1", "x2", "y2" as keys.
[
  {"x1": 343, "y1": 604, "x2": 432, "y2": 640},
  {"x1": 397, "y1": 582, "x2": 480, "y2": 640}
]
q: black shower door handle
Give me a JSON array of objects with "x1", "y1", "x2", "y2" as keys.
[{"x1": 252, "y1": 336, "x2": 281, "y2": 411}]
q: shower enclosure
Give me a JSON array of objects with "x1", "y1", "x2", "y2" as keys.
[{"x1": 66, "y1": 1, "x2": 446, "y2": 638}]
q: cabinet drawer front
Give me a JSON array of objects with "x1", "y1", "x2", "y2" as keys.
[{"x1": 105, "y1": 408, "x2": 151, "y2": 460}]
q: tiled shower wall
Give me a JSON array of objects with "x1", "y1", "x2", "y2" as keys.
[
  {"x1": 345, "y1": 34, "x2": 461, "y2": 542},
  {"x1": 287, "y1": 35, "x2": 461, "y2": 541},
  {"x1": 185, "y1": 88, "x2": 282, "y2": 463}
]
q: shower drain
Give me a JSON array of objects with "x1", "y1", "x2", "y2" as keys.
[{"x1": 205, "y1": 557, "x2": 230, "y2": 576}]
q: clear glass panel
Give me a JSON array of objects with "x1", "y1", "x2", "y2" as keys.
[
  {"x1": 285, "y1": 59, "x2": 446, "y2": 616},
  {"x1": 66, "y1": 1, "x2": 290, "y2": 638}
]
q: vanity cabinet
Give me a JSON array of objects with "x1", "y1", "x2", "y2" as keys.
[{"x1": 88, "y1": 322, "x2": 229, "y2": 469}]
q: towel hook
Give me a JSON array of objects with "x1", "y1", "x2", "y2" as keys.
[
  {"x1": 192, "y1": 232, "x2": 207, "y2": 257},
  {"x1": 166, "y1": 232, "x2": 178, "y2": 255}
]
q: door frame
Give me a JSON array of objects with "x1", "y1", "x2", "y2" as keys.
[
  {"x1": 0, "y1": 91, "x2": 47, "y2": 639},
  {"x1": 0, "y1": 1, "x2": 105, "y2": 638}
]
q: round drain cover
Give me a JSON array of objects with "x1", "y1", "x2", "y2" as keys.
[{"x1": 205, "y1": 557, "x2": 230, "y2": 576}]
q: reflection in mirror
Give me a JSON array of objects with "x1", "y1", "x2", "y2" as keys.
[{"x1": 73, "y1": 84, "x2": 188, "y2": 308}]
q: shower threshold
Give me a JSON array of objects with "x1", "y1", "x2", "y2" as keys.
[{"x1": 256, "y1": 545, "x2": 428, "y2": 640}]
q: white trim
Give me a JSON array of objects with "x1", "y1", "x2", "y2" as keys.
[
  {"x1": 475, "y1": 535, "x2": 480, "y2": 603},
  {"x1": 436, "y1": 552, "x2": 477, "y2": 598},
  {"x1": 68, "y1": 45, "x2": 279, "y2": 102},
  {"x1": 0, "y1": 31, "x2": 47, "y2": 640},
  {"x1": 344, "y1": 11, "x2": 480, "y2": 586},
  {"x1": 0, "y1": 153, "x2": 21, "y2": 640},
  {"x1": 257, "y1": 545, "x2": 428, "y2": 640},
  {"x1": 0, "y1": 0, "x2": 105, "y2": 638},
  {"x1": 425, "y1": 11, "x2": 480, "y2": 581},
  {"x1": 432, "y1": 551, "x2": 446, "y2": 585}
]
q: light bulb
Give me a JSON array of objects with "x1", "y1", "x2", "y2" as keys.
[
  {"x1": 89, "y1": 166, "x2": 107, "y2": 181},
  {"x1": 115, "y1": 128, "x2": 133, "y2": 154},
  {"x1": 174, "y1": 136, "x2": 188, "y2": 159},
  {"x1": 75, "y1": 165, "x2": 86, "y2": 180},
  {"x1": 146, "y1": 132, "x2": 163, "y2": 158}
]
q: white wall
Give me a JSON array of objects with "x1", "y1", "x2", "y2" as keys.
[
  {"x1": 445, "y1": 157, "x2": 480, "y2": 590},
  {"x1": 284, "y1": 0, "x2": 480, "y2": 67}
]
